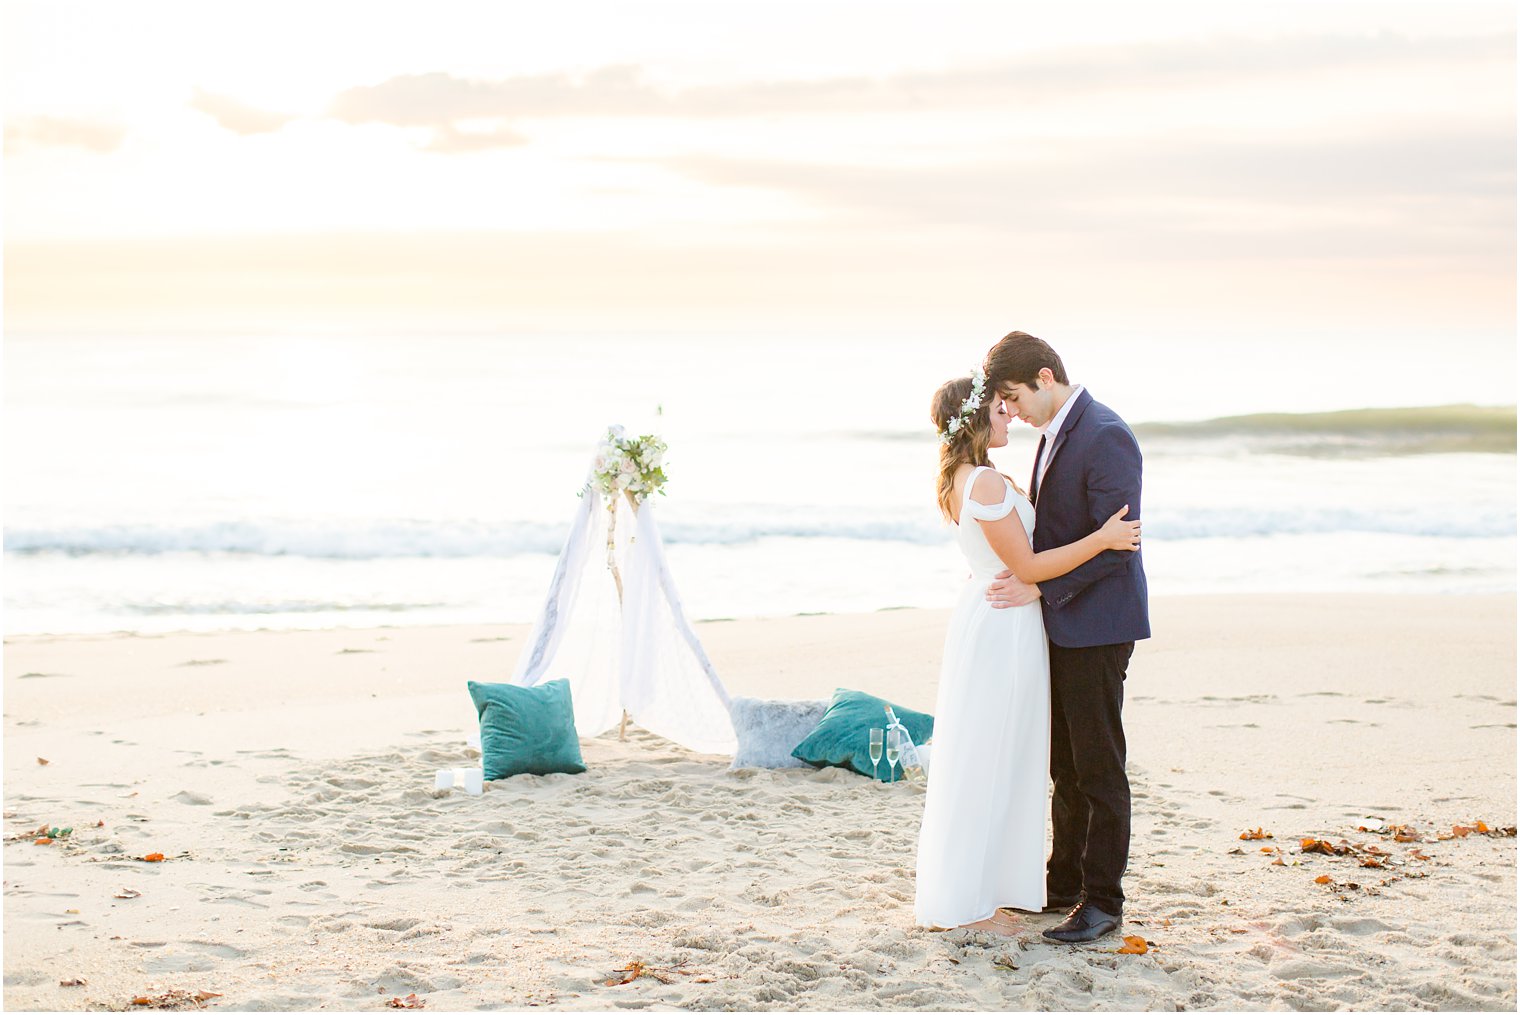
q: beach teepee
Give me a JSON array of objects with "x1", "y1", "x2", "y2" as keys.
[{"x1": 511, "y1": 428, "x2": 736, "y2": 756}]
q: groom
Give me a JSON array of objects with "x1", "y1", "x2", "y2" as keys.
[{"x1": 984, "y1": 330, "x2": 1149, "y2": 944}]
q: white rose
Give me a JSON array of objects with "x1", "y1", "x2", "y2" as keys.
[
  {"x1": 615, "y1": 473, "x2": 632, "y2": 489},
  {"x1": 620, "y1": 458, "x2": 637, "y2": 475}
]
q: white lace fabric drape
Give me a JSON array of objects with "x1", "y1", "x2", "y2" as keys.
[{"x1": 512, "y1": 485, "x2": 736, "y2": 756}]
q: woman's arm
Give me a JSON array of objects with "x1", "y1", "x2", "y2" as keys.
[{"x1": 969, "y1": 469, "x2": 1138, "y2": 584}]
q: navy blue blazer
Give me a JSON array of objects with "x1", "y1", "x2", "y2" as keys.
[{"x1": 1029, "y1": 389, "x2": 1150, "y2": 649}]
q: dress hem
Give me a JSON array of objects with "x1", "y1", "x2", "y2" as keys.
[{"x1": 914, "y1": 898, "x2": 1045, "y2": 930}]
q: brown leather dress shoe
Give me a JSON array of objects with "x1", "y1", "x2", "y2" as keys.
[{"x1": 1041, "y1": 902, "x2": 1120, "y2": 943}]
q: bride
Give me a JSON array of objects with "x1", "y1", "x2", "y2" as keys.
[{"x1": 914, "y1": 370, "x2": 1140, "y2": 934}]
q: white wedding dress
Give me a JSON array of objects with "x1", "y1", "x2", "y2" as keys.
[{"x1": 914, "y1": 466, "x2": 1051, "y2": 928}]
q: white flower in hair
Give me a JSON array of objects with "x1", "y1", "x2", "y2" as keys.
[{"x1": 937, "y1": 366, "x2": 988, "y2": 444}]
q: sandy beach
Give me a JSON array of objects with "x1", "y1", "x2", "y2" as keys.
[{"x1": 3, "y1": 594, "x2": 1515, "y2": 1011}]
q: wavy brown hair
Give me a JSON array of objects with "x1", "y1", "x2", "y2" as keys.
[{"x1": 931, "y1": 376, "x2": 1021, "y2": 522}]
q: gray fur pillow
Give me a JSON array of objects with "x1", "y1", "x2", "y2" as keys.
[{"x1": 728, "y1": 697, "x2": 831, "y2": 770}]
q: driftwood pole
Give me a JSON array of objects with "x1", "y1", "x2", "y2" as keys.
[{"x1": 606, "y1": 489, "x2": 640, "y2": 741}]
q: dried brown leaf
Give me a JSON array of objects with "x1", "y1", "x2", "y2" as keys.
[
  {"x1": 60, "y1": 978, "x2": 87, "y2": 987},
  {"x1": 129, "y1": 988, "x2": 220, "y2": 1009},
  {"x1": 37, "y1": 757, "x2": 49, "y2": 766},
  {"x1": 115, "y1": 888, "x2": 142, "y2": 899},
  {"x1": 1239, "y1": 828, "x2": 1272, "y2": 841},
  {"x1": 1314, "y1": 875, "x2": 1333, "y2": 884},
  {"x1": 1116, "y1": 935, "x2": 1149, "y2": 955},
  {"x1": 607, "y1": 961, "x2": 646, "y2": 986},
  {"x1": 140, "y1": 853, "x2": 165, "y2": 863},
  {"x1": 386, "y1": 995, "x2": 425, "y2": 1010}
]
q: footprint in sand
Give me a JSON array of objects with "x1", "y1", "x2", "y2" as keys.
[{"x1": 142, "y1": 941, "x2": 246, "y2": 974}]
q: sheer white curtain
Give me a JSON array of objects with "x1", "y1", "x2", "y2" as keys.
[{"x1": 513, "y1": 483, "x2": 736, "y2": 756}]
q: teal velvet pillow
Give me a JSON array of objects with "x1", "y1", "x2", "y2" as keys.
[
  {"x1": 790, "y1": 688, "x2": 934, "y2": 782},
  {"x1": 466, "y1": 679, "x2": 587, "y2": 780}
]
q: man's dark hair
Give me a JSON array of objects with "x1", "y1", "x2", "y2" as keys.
[{"x1": 984, "y1": 330, "x2": 1068, "y2": 390}]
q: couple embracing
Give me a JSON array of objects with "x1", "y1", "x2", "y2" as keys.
[{"x1": 914, "y1": 330, "x2": 1149, "y2": 944}]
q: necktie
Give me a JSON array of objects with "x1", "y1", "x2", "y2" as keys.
[{"x1": 1030, "y1": 433, "x2": 1048, "y2": 504}]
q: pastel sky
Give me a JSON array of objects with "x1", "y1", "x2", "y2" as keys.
[{"x1": 4, "y1": 1, "x2": 1515, "y2": 340}]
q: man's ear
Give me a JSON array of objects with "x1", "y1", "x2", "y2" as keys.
[{"x1": 1037, "y1": 367, "x2": 1055, "y2": 389}]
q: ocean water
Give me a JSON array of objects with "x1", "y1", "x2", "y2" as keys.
[{"x1": 4, "y1": 334, "x2": 1514, "y2": 634}]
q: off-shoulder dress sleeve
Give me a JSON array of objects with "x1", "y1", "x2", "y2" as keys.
[{"x1": 962, "y1": 467, "x2": 1019, "y2": 522}]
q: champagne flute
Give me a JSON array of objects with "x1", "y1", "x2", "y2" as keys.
[
  {"x1": 885, "y1": 728, "x2": 902, "y2": 784},
  {"x1": 868, "y1": 728, "x2": 884, "y2": 781}
]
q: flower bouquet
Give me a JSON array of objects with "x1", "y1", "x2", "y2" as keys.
[{"x1": 591, "y1": 425, "x2": 668, "y2": 507}]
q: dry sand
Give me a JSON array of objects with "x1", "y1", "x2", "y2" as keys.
[{"x1": 3, "y1": 594, "x2": 1515, "y2": 1011}]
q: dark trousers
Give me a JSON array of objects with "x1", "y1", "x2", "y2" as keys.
[{"x1": 1046, "y1": 641, "x2": 1133, "y2": 915}]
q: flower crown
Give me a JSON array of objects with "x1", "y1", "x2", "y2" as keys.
[{"x1": 938, "y1": 367, "x2": 988, "y2": 445}]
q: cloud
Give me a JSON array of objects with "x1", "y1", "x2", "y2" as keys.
[
  {"x1": 651, "y1": 122, "x2": 1515, "y2": 262},
  {"x1": 4, "y1": 116, "x2": 127, "y2": 154},
  {"x1": 422, "y1": 122, "x2": 528, "y2": 153},
  {"x1": 324, "y1": 31, "x2": 1512, "y2": 130},
  {"x1": 190, "y1": 89, "x2": 298, "y2": 135},
  {"x1": 328, "y1": 65, "x2": 662, "y2": 126}
]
